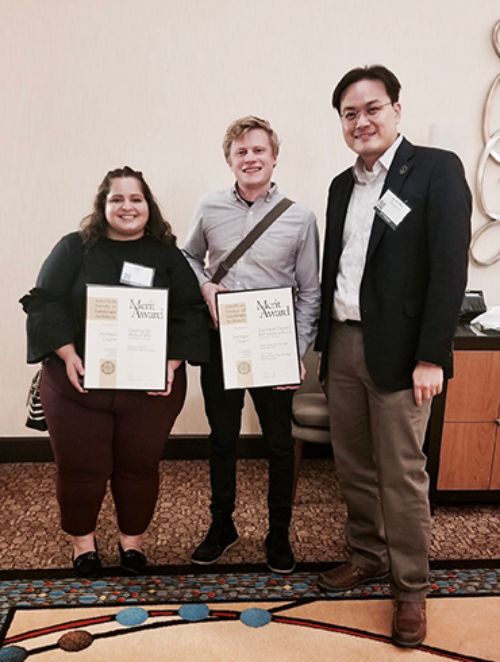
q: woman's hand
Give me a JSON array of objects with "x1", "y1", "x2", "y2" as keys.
[
  {"x1": 148, "y1": 359, "x2": 183, "y2": 397},
  {"x1": 55, "y1": 343, "x2": 86, "y2": 393}
]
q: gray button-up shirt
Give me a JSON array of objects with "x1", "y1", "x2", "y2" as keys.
[{"x1": 182, "y1": 183, "x2": 321, "y2": 357}]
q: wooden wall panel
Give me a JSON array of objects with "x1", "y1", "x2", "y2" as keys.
[
  {"x1": 437, "y1": 422, "x2": 496, "y2": 489},
  {"x1": 445, "y1": 352, "x2": 500, "y2": 421}
]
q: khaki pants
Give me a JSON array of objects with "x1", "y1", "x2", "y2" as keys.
[{"x1": 326, "y1": 321, "x2": 431, "y2": 600}]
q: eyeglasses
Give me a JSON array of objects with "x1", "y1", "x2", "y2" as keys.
[{"x1": 340, "y1": 101, "x2": 393, "y2": 123}]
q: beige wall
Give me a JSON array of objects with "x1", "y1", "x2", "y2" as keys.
[{"x1": 2, "y1": 0, "x2": 499, "y2": 437}]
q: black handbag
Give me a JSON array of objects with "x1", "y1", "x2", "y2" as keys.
[{"x1": 26, "y1": 368, "x2": 47, "y2": 431}]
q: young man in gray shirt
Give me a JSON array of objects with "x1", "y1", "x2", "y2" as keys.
[{"x1": 183, "y1": 115, "x2": 320, "y2": 573}]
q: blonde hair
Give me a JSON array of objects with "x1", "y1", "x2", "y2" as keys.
[{"x1": 223, "y1": 115, "x2": 280, "y2": 161}]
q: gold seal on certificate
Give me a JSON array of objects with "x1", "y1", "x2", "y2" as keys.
[
  {"x1": 100, "y1": 360, "x2": 116, "y2": 375},
  {"x1": 217, "y1": 287, "x2": 300, "y2": 390},
  {"x1": 84, "y1": 285, "x2": 168, "y2": 390},
  {"x1": 99, "y1": 359, "x2": 116, "y2": 388}
]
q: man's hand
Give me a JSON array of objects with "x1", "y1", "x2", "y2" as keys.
[
  {"x1": 201, "y1": 282, "x2": 228, "y2": 327},
  {"x1": 274, "y1": 360, "x2": 306, "y2": 391},
  {"x1": 412, "y1": 361, "x2": 443, "y2": 407},
  {"x1": 55, "y1": 343, "x2": 86, "y2": 393},
  {"x1": 148, "y1": 359, "x2": 183, "y2": 397}
]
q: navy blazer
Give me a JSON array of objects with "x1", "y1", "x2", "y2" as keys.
[{"x1": 315, "y1": 138, "x2": 472, "y2": 391}]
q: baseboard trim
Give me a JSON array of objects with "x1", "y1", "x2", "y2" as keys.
[
  {"x1": 0, "y1": 558, "x2": 498, "y2": 581},
  {"x1": 0, "y1": 436, "x2": 332, "y2": 463}
]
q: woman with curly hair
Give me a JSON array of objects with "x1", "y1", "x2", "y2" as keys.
[{"x1": 21, "y1": 167, "x2": 209, "y2": 577}]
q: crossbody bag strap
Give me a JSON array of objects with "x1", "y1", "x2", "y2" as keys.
[{"x1": 211, "y1": 197, "x2": 294, "y2": 285}]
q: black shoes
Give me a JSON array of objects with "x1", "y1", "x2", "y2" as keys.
[
  {"x1": 190, "y1": 520, "x2": 294, "y2": 573},
  {"x1": 265, "y1": 529, "x2": 295, "y2": 574},
  {"x1": 72, "y1": 542, "x2": 146, "y2": 576},
  {"x1": 73, "y1": 549, "x2": 102, "y2": 578},
  {"x1": 191, "y1": 519, "x2": 239, "y2": 564},
  {"x1": 119, "y1": 545, "x2": 147, "y2": 575}
]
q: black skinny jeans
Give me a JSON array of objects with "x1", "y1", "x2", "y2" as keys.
[{"x1": 201, "y1": 330, "x2": 295, "y2": 530}]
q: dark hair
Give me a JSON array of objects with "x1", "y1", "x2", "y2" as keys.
[
  {"x1": 332, "y1": 65, "x2": 401, "y2": 112},
  {"x1": 80, "y1": 166, "x2": 176, "y2": 247}
]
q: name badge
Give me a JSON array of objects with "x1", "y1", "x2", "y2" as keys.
[
  {"x1": 374, "y1": 189, "x2": 411, "y2": 230},
  {"x1": 120, "y1": 261, "x2": 155, "y2": 288}
]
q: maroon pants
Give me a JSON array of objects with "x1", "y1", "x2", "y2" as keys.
[{"x1": 40, "y1": 357, "x2": 186, "y2": 536}]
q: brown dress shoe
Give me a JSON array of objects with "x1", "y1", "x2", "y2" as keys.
[
  {"x1": 392, "y1": 599, "x2": 427, "y2": 647},
  {"x1": 317, "y1": 562, "x2": 388, "y2": 592}
]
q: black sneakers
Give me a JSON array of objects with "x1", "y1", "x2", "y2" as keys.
[
  {"x1": 191, "y1": 520, "x2": 294, "y2": 573},
  {"x1": 191, "y1": 519, "x2": 239, "y2": 564},
  {"x1": 265, "y1": 529, "x2": 295, "y2": 574}
]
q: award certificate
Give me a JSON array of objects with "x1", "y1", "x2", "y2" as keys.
[
  {"x1": 84, "y1": 285, "x2": 168, "y2": 390},
  {"x1": 217, "y1": 287, "x2": 300, "y2": 390}
]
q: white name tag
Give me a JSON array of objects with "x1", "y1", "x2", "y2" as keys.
[
  {"x1": 120, "y1": 261, "x2": 155, "y2": 288},
  {"x1": 374, "y1": 189, "x2": 411, "y2": 230}
]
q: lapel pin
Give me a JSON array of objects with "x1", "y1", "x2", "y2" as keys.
[{"x1": 399, "y1": 165, "x2": 408, "y2": 175}]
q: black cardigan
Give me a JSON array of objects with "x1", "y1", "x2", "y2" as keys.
[{"x1": 20, "y1": 232, "x2": 210, "y2": 365}]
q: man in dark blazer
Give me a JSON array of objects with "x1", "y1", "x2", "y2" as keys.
[{"x1": 315, "y1": 65, "x2": 471, "y2": 647}]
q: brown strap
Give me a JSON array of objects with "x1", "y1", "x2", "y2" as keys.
[{"x1": 211, "y1": 197, "x2": 294, "y2": 284}]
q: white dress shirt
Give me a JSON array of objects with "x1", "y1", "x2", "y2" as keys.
[{"x1": 333, "y1": 135, "x2": 403, "y2": 322}]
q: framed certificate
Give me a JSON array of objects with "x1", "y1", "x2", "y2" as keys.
[
  {"x1": 217, "y1": 287, "x2": 301, "y2": 390},
  {"x1": 84, "y1": 285, "x2": 168, "y2": 390}
]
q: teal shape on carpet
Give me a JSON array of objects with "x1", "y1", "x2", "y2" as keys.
[{"x1": 240, "y1": 607, "x2": 272, "y2": 628}]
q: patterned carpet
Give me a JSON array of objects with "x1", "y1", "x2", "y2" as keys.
[
  {"x1": 1, "y1": 458, "x2": 499, "y2": 660},
  {"x1": 1, "y1": 568, "x2": 500, "y2": 660},
  {"x1": 1, "y1": 459, "x2": 498, "y2": 572}
]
